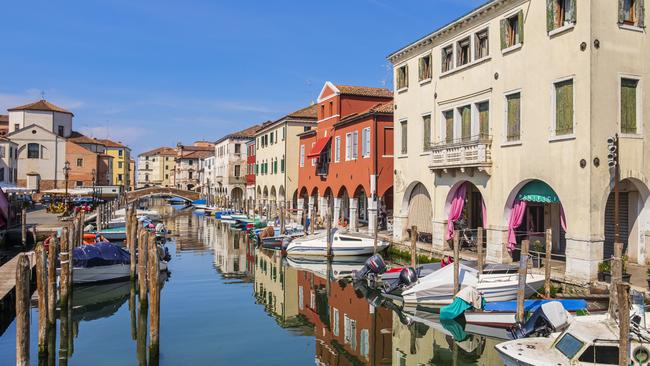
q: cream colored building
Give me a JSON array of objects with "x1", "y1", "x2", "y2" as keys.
[
  {"x1": 136, "y1": 146, "x2": 176, "y2": 188},
  {"x1": 389, "y1": 0, "x2": 650, "y2": 282},
  {"x1": 254, "y1": 105, "x2": 317, "y2": 214},
  {"x1": 214, "y1": 125, "x2": 260, "y2": 206},
  {"x1": 254, "y1": 249, "x2": 300, "y2": 327}
]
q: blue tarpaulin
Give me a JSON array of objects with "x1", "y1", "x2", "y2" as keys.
[
  {"x1": 483, "y1": 299, "x2": 587, "y2": 312},
  {"x1": 72, "y1": 242, "x2": 131, "y2": 268}
]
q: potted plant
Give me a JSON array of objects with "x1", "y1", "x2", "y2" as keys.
[
  {"x1": 531, "y1": 240, "x2": 544, "y2": 268},
  {"x1": 598, "y1": 261, "x2": 610, "y2": 282}
]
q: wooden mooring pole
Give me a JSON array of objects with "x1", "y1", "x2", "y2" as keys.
[
  {"x1": 516, "y1": 239, "x2": 530, "y2": 324},
  {"x1": 410, "y1": 226, "x2": 417, "y2": 268},
  {"x1": 59, "y1": 228, "x2": 70, "y2": 366},
  {"x1": 15, "y1": 253, "x2": 31, "y2": 366},
  {"x1": 617, "y1": 282, "x2": 631, "y2": 366},
  {"x1": 326, "y1": 214, "x2": 333, "y2": 258},
  {"x1": 21, "y1": 207, "x2": 27, "y2": 247},
  {"x1": 453, "y1": 230, "x2": 460, "y2": 294},
  {"x1": 47, "y1": 236, "x2": 58, "y2": 327},
  {"x1": 138, "y1": 228, "x2": 148, "y2": 302},
  {"x1": 544, "y1": 228, "x2": 552, "y2": 298},
  {"x1": 148, "y1": 235, "x2": 160, "y2": 362},
  {"x1": 128, "y1": 206, "x2": 137, "y2": 281},
  {"x1": 35, "y1": 242, "x2": 48, "y2": 355}
]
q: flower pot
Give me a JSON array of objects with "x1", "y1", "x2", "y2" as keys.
[{"x1": 603, "y1": 272, "x2": 612, "y2": 283}]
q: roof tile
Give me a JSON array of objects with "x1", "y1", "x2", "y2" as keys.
[{"x1": 8, "y1": 99, "x2": 74, "y2": 116}]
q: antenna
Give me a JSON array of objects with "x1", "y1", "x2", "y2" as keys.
[{"x1": 40, "y1": 90, "x2": 45, "y2": 100}]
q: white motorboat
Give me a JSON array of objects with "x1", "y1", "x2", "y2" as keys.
[
  {"x1": 113, "y1": 208, "x2": 161, "y2": 221},
  {"x1": 285, "y1": 229, "x2": 390, "y2": 257},
  {"x1": 284, "y1": 255, "x2": 367, "y2": 278},
  {"x1": 401, "y1": 263, "x2": 545, "y2": 307},
  {"x1": 495, "y1": 312, "x2": 650, "y2": 365}
]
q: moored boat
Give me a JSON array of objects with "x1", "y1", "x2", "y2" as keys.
[{"x1": 285, "y1": 229, "x2": 389, "y2": 257}]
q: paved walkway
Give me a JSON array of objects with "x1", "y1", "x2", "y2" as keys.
[{"x1": 0, "y1": 252, "x2": 35, "y2": 303}]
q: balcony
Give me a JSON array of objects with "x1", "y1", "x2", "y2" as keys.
[{"x1": 428, "y1": 135, "x2": 492, "y2": 175}]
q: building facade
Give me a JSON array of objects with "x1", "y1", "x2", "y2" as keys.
[
  {"x1": 201, "y1": 155, "x2": 216, "y2": 199},
  {"x1": 245, "y1": 139, "x2": 256, "y2": 203},
  {"x1": 0, "y1": 138, "x2": 18, "y2": 187},
  {"x1": 174, "y1": 143, "x2": 214, "y2": 192},
  {"x1": 255, "y1": 105, "x2": 317, "y2": 216},
  {"x1": 214, "y1": 125, "x2": 260, "y2": 206},
  {"x1": 297, "y1": 83, "x2": 394, "y2": 234},
  {"x1": 65, "y1": 140, "x2": 113, "y2": 187},
  {"x1": 136, "y1": 146, "x2": 177, "y2": 188},
  {"x1": 389, "y1": 0, "x2": 650, "y2": 282},
  {"x1": 6, "y1": 100, "x2": 72, "y2": 191},
  {"x1": 99, "y1": 139, "x2": 131, "y2": 191}
]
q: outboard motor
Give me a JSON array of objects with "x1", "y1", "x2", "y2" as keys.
[
  {"x1": 353, "y1": 254, "x2": 387, "y2": 282},
  {"x1": 155, "y1": 223, "x2": 167, "y2": 234},
  {"x1": 163, "y1": 246, "x2": 171, "y2": 262},
  {"x1": 509, "y1": 301, "x2": 570, "y2": 339},
  {"x1": 383, "y1": 267, "x2": 418, "y2": 294},
  {"x1": 353, "y1": 278, "x2": 413, "y2": 326}
]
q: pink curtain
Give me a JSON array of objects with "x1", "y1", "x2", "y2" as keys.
[
  {"x1": 0, "y1": 189, "x2": 8, "y2": 229},
  {"x1": 560, "y1": 205, "x2": 567, "y2": 232},
  {"x1": 507, "y1": 200, "x2": 526, "y2": 251},
  {"x1": 446, "y1": 183, "x2": 467, "y2": 241}
]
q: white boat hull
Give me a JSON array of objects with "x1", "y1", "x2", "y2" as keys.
[
  {"x1": 71, "y1": 264, "x2": 131, "y2": 284},
  {"x1": 286, "y1": 230, "x2": 390, "y2": 257}
]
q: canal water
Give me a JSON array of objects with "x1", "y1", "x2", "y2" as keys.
[{"x1": 0, "y1": 204, "x2": 505, "y2": 365}]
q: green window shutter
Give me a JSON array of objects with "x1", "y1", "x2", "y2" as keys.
[
  {"x1": 405, "y1": 65, "x2": 409, "y2": 88},
  {"x1": 423, "y1": 115, "x2": 431, "y2": 149},
  {"x1": 445, "y1": 111, "x2": 454, "y2": 143},
  {"x1": 500, "y1": 18, "x2": 507, "y2": 49},
  {"x1": 507, "y1": 94, "x2": 521, "y2": 141},
  {"x1": 518, "y1": 10, "x2": 525, "y2": 44},
  {"x1": 461, "y1": 106, "x2": 472, "y2": 141},
  {"x1": 639, "y1": 0, "x2": 646, "y2": 27},
  {"x1": 418, "y1": 58, "x2": 423, "y2": 81},
  {"x1": 555, "y1": 80, "x2": 574, "y2": 135},
  {"x1": 401, "y1": 122, "x2": 408, "y2": 154},
  {"x1": 281, "y1": 158, "x2": 285, "y2": 172},
  {"x1": 547, "y1": 0, "x2": 555, "y2": 31},
  {"x1": 618, "y1": 0, "x2": 626, "y2": 24},
  {"x1": 621, "y1": 78, "x2": 638, "y2": 134},
  {"x1": 478, "y1": 102, "x2": 489, "y2": 138}
]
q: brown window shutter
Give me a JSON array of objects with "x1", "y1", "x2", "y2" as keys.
[
  {"x1": 518, "y1": 10, "x2": 525, "y2": 44},
  {"x1": 500, "y1": 18, "x2": 507, "y2": 49}
]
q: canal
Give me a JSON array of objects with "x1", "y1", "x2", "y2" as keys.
[{"x1": 0, "y1": 204, "x2": 505, "y2": 365}]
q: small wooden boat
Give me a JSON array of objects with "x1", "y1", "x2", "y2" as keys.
[
  {"x1": 285, "y1": 229, "x2": 389, "y2": 257},
  {"x1": 460, "y1": 299, "x2": 588, "y2": 328},
  {"x1": 94, "y1": 226, "x2": 126, "y2": 241}
]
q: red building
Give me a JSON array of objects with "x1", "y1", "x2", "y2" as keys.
[
  {"x1": 297, "y1": 82, "x2": 394, "y2": 233},
  {"x1": 245, "y1": 139, "x2": 256, "y2": 203},
  {"x1": 296, "y1": 269, "x2": 392, "y2": 365}
]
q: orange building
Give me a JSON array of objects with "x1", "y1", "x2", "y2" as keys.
[
  {"x1": 65, "y1": 139, "x2": 113, "y2": 187},
  {"x1": 297, "y1": 82, "x2": 393, "y2": 233},
  {"x1": 296, "y1": 269, "x2": 392, "y2": 365}
]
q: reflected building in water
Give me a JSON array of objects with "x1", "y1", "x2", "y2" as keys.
[
  {"x1": 254, "y1": 249, "x2": 308, "y2": 331},
  {"x1": 296, "y1": 269, "x2": 392, "y2": 366},
  {"x1": 209, "y1": 220, "x2": 250, "y2": 279}
]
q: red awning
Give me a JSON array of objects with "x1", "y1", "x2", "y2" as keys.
[{"x1": 307, "y1": 136, "x2": 331, "y2": 158}]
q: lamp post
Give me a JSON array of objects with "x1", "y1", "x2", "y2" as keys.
[
  {"x1": 91, "y1": 168, "x2": 96, "y2": 205},
  {"x1": 63, "y1": 161, "x2": 71, "y2": 215}
]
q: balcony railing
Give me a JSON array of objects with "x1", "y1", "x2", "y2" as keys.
[{"x1": 428, "y1": 134, "x2": 492, "y2": 173}]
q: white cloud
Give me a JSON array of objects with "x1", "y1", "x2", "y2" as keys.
[{"x1": 78, "y1": 125, "x2": 148, "y2": 148}]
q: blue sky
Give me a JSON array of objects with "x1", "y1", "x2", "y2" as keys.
[{"x1": 0, "y1": 0, "x2": 484, "y2": 156}]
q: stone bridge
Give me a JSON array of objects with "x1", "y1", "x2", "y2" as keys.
[{"x1": 126, "y1": 186, "x2": 200, "y2": 203}]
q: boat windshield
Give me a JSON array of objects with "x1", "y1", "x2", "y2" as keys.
[{"x1": 554, "y1": 333, "x2": 585, "y2": 360}]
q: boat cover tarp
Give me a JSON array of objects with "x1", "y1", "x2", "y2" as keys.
[
  {"x1": 440, "y1": 318, "x2": 469, "y2": 342},
  {"x1": 440, "y1": 297, "x2": 472, "y2": 320},
  {"x1": 72, "y1": 242, "x2": 131, "y2": 268},
  {"x1": 483, "y1": 299, "x2": 587, "y2": 312},
  {"x1": 192, "y1": 199, "x2": 206, "y2": 205}
]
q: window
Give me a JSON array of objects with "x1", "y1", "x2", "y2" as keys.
[
  {"x1": 118, "y1": 161, "x2": 123, "y2": 168},
  {"x1": 475, "y1": 29, "x2": 489, "y2": 59},
  {"x1": 444, "y1": 110, "x2": 454, "y2": 143},
  {"x1": 299, "y1": 145, "x2": 305, "y2": 167},
  {"x1": 188, "y1": 171, "x2": 192, "y2": 179},
  {"x1": 396, "y1": 65, "x2": 408, "y2": 89},
  {"x1": 400, "y1": 121, "x2": 408, "y2": 154},
  {"x1": 418, "y1": 54, "x2": 432, "y2": 81},
  {"x1": 501, "y1": 11, "x2": 524, "y2": 49},
  {"x1": 0, "y1": 146, "x2": 5, "y2": 159},
  {"x1": 14, "y1": 124, "x2": 19, "y2": 131},
  {"x1": 619, "y1": 0, "x2": 645, "y2": 27},
  {"x1": 235, "y1": 143, "x2": 241, "y2": 154},
  {"x1": 361, "y1": 128, "x2": 371, "y2": 157},
  {"x1": 234, "y1": 165, "x2": 240, "y2": 177},
  {"x1": 311, "y1": 142, "x2": 316, "y2": 166},
  {"x1": 506, "y1": 92, "x2": 522, "y2": 141},
  {"x1": 270, "y1": 132, "x2": 275, "y2": 144},
  {"x1": 27, "y1": 143, "x2": 40, "y2": 159},
  {"x1": 332, "y1": 308, "x2": 339, "y2": 336},
  {"x1": 0, "y1": 168, "x2": 4, "y2": 182},
  {"x1": 442, "y1": 45, "x2": 454, "y2": 72},
  {"x1": 459, "y1": 105, "x2": 472, "y2": 141},
  {"x1": 360, "y1": 329, "x2": 369, "y2": 358},
  {"x1": 547, "y1": 0, "x2": 576, "y2": 31},
  {"x1": 280, "y1": 157, "x2": 285, "y2": 173},
  {"x1": 554, "y1": 79, "x2": 574, "y2": 135},
  {"x1": 58, "y1": 126, "x2": 64, "y2": 137},
  {"x1": 423, "y1": 115, "x2": 431, "y2": 150},
  {"x1": 477, "y1": 101, "x2": 490, "y2": 139},
  {"x1": 76, "y1": 181, "x2": 83, "y2": 187},
  {"x1": 578, "y1": 345, "x2": 619, "y2": 364},
  {"x1": 329, "y1": 101, "x2": 334, "y2": 115},
  {"x1": 554, "y1": 333, "x2": 584, "y2": 359},
  {"x1": 76, "y1": 158, "x2": 83, "y2": 167},
  {"x1": 282, "y1": 126, "x2": 285, "y2": 141},
  {"x1": 334, "y1": 136, "x2": 341, "y2": 162},
  {"x1": 118, "y1": 149, "x2": 123, "y2": 157},
  {"x1": 621, "y1": 78, "x2": 640, "y2": 134},
  {"x1": 189, "y1": 160, "x2": 193, "y2": 165},
  {"x1": 457, "y1": 37, "x2": 471, "y2": 66},
  {"x1": 344, "y1": 315, "x2": 357, "y2": 350},
  {"x1": 118, "y1": 174, "x2": 123, "y2": 182}
]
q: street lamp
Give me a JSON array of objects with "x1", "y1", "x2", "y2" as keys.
[{"x1": 63, "y1": 161, "x2": 71, "y2": 215}]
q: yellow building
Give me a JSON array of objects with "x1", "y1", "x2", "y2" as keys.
[{"x1": 99, "y1": 139, "x2": 131, "y2": 190}]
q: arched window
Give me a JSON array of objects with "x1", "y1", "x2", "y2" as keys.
[{"x1": 27, "y1": 143, "x2": 40, "y2": 159}]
